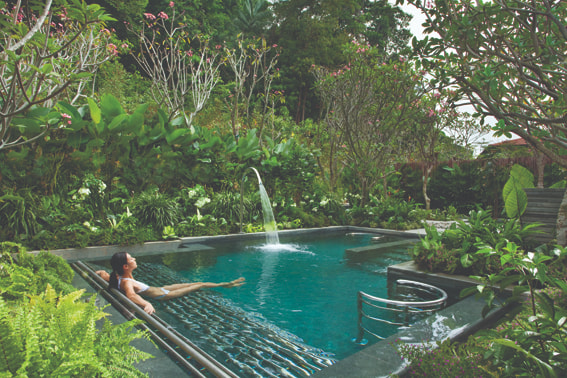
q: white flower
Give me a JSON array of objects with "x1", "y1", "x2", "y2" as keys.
[
  {"x1": 77, "y1": 187, "x2": 91, "y2": 200},
  {"x1": 195, "y1": 197, "x2": 211, "y2": 208},
  {"x1": 320, "y1": 198, "x2": 329, "y2": 206},
  {"x1": 312, "y1": 207, "x2": 318, "y2": 212},
  {"x1": 188, "y1": 189, "x2": 197, "y2": 198}
]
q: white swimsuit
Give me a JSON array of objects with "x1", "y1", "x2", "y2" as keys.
[
  {"x1": 118, "y1": 276, "x2": 169, "y2": 299},
  {"x1": 118, "y1": 277, "x2": 150, "y2": 293}
]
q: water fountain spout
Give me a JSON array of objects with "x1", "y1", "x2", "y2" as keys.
[{"x1": 240, "y1": 167, "x2": 279, "y2": 244}]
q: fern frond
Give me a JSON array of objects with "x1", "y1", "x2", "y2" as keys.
[{"x1": 0, "y1": 297, "x2": 25, "y2": 375}]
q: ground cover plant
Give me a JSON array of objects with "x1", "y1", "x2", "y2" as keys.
[{"x1": 0, "y1": 243, "x2": 152, "y2": 377}]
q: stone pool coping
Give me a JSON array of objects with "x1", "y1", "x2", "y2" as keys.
[{"x1": 44, "y1": 226, "x2": 507, "y2": 377}]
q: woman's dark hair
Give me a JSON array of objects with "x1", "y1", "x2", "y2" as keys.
[{"x1": 109, "y1": 252, "x2": 128, "y2": 290}]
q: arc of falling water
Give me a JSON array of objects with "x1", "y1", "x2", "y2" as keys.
[{"x1": 240, "y1": 167, "x2": 280, "y2": 245}]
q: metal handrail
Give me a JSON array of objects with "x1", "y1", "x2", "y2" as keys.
[
  {"x1": 72, "y1": 261, "x2": 239, "y2": 378},
  {"x1": 354, "y1": 279, "x2": 448, "y2": 343}
]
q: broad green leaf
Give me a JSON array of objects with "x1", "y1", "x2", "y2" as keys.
[
  {"x1": 503, "y1": 164, "x2": 534, "y2": 218},
  {"x1": 100, "y1": 94, "x2": 124, "y2": 119},
  {"x1": 87, "y1": 98, "x2": 101, "y2": 124},
  {"x1": 166, "y1": 128, "x2": 188, "y2": 144},
  {"x1": 107, "y1": 114, "x2": 129, "y2": 131}
]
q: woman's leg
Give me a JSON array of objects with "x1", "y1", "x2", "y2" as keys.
[{"x1": 160, "y1": 278, "x2": 245, "y2": 300}]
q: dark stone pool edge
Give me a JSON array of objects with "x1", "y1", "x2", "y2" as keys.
[
  {"x1": 40, "y1": 226, "x2": 503, "y2": 378},
  {"x1": 313, "y1": 261, "x2": 514, "y2": 378}
]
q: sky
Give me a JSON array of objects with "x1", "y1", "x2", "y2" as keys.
[{"x1": 394, "y1": 1, "x2": 511, "y2": 154}]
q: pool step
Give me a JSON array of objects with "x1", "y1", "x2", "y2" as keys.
[
  {"x1": 177, "y1": 243, "x2": 215, "y2": 252},
  {"x1": 345, "y1": 240, "x2": 415, "y2": 257}
]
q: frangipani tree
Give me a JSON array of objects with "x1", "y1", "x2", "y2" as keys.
[
  {"x1": 410, "y1": 91, "x2": 490, "y2": 210},
  {"x1": 131, "y1": 3, "x2": 223, "y2": 128},
  {"x1": 399, "y1": 0, "x2": 567, "y2": 243},
  {"x1": 0, "y1": 0, "x2": 118, "y2": 150},
  {"x1": 224, "y1": 35, "x2": 280, "y2": 140},
  {"x1": 315, "y1": 42, "x2": 429, "y2": 206}
]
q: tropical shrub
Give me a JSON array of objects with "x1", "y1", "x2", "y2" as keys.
[
  {"x1": 411, "y1": 225, "x2": 460, "y2": 274},
  {"x1": 175, "y1": 214, "x2": 228, "y2": 237},
  {"x1": 0, "y1": 188, "x2": 40, "y2": 240},
  {"x1": 0, "y1": 245, "x2": 75, "y2": 299},
  {"x1": 90, "y1": 213, "x2": 153, "y2": 247},
  {"x1": 411, "y1": 209, "x2": 541, "y2": 275},
  {"x1": 348, "y1": 195, "x2": 423, "y2": 230},
  {"x1": 0, "y1": 286, "x2": 152, "y2": 377},
  {"x1": 461, "y1": 243, "x2": 567, "y2": 376},
  {"x1": 205, "y1": 190, "x2": 255, "y2": 232},
  {"x1": 133, "y1": 189, "x2": 180, "y2": 231}
]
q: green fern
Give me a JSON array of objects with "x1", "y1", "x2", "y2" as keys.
[
  {"x1": 0, "y1": 286, "x2": 153, "y2": 377},
  {"x1": 0, "y1": 297, "x2": 25, "y2": 375}
]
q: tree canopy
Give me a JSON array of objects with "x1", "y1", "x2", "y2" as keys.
[{"x1": 401, "y1": 0, "x2": 567, "y2": 168}]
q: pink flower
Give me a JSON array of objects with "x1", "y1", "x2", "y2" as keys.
[
  {"x1": 143, "y1": 13, "x2": 156, "y2": 20},
  {"x1": 186, "y1": 50, "x2": 193, "y2": 57},
  {"x1": 272, "y1": 44, "x2": 278, "y2": 48},
  {"x1": 428, "y1": 109, "x2": 436, "y2": 117},
  {"x1": 433, "y1": 92, "x2": 441, "y2": 99},
  {"x1": 107, "y1": 43, "x2": 118, "y2": 56},
  {"x1": 169, "y1": 1, "x2": 175, "y2": 7},
  {"x1": 158, "y1": 11, "x2": 169, "y2": 19},
  {"x1": 61, "y1": 113, "x2": 71, "y2": 119}
]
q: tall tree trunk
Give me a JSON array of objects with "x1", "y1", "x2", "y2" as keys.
[{"x1": 423, "y1": 164, "x2": 433, "y2": 210}]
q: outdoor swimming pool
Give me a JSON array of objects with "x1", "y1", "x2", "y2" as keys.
[{"x1": 89, "y1": 230, "x2": 419, "y2": 376}]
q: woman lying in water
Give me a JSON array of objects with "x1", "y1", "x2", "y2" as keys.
[{"x1": 96, "y1": 251, "x2": 245, "y2": 315}]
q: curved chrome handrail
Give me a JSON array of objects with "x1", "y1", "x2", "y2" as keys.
[
  {"x1": 359, "y1": 279, "x2": 448, "y2": 308},
  {"x1": 354, "y1": 279, "x2": 448, "y2": 343}
]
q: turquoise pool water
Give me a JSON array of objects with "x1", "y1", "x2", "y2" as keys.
[{"x1": 92, "y1": 231, "x2": 415, "y2": 376}]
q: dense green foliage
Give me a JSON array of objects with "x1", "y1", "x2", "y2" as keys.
[
  {"x1": 411, "y1": 209, "x2": 542, "y2": 275},
  {"x1": 0, "y1": 287, "x2": 152, "y2": 377},
  {"x1": 0, "y1": 244, "x2": 152, "y2": 376},
  {"x1": 404, "y1": 0, "x2": 567, "y2": 169}
]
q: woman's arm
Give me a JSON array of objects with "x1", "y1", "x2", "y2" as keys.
[
  {"x1": 121, "y1": 280, "x2": 156, "y2": 315},
  {"x1": 95, "y1": 270, "x2": 110, "y2": 282}
]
